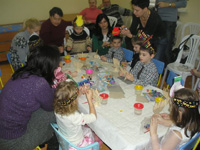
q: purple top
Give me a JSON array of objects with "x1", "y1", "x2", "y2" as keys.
[{"x1": 0, "y1": 75, "x2": 54, "y2": 139}]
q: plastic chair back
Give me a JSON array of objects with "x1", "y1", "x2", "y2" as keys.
[
  {"x1": 50, "y1": 123, "x2": 99, "y2": 150},
  {"x1": 66, "y1": 26, "x2": 90, "y2": 36},
  {"x1": 122, "y1": 48, "x2": 133, "y2": 62},
  {"x1": 166, "y1": 71, "x2": 184, "y2": 89},
  {"x1": 181, "y1": 22, "x2": 200, "y2": 40},
  {"x1": 107, "y1": 16, "x2": 117, "y2": 27},
  {"x1": 6, "y1": 52, "x2": 14, "y2": 73},
  {"x1": 179, "y1": 132, "x2": 200, "y2": 150},
  {"x1": 152, "y1": 59, "x2": 165, "y2": 87}
]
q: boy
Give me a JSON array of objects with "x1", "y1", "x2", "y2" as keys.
[
  {"x1": 100, "y1": 35, "x2": 125, "y2": 63},
  {"x1": 120, "y1": 45, "x2": 158, "y2": 87},
  {"x1": 66, "y1": 15, "x2": 92, "y2": 54},
  {"x1": 130, "y1": 36, "x2": 144, "y2": 70}
]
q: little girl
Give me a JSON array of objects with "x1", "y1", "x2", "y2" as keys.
[
  {"x1": 53, "y1": 80, "x2": 97, "y2": 149},
  {"x1": 148, "y1": 88, "x2": 200, "y2": 150}
]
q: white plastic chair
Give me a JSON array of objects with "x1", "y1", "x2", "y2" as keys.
[
  {"x1": 64, "y1": 26, "x2": 90, "y2": 55},
  {"x1": 107, "y1": 16, "x2": 117, "y2": 27},
  {"x1": 160, "y1": 35, "x2": 200, "y2": 89},
  {"x1": 173, "y1": 21, "x2": 183, "y2": 49},
  {"x1": 181, "y1": 22, "x2": 200, "y2": 40}
]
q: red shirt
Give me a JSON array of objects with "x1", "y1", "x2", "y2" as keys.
[{"x1": 80, "y1": 7, "x2": 102, "y2": 24}]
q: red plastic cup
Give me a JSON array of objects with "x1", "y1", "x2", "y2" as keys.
[
  {"x1": 134, "y1": 103, "x2": 144, "y2": 115},
  {"x1": 100, "y1": 93, "x2": 109, "y2": 105}
]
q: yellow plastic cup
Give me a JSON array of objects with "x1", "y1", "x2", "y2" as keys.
[
  {"x1": 135, "y1": 85, "x2": 143, "y2": 95},
  {"x1": 155, "y1": 97, "x2": 164, "y2": 103},
  {"x1": 64, "y1": 55, "x2": 71, "y2": 60}
]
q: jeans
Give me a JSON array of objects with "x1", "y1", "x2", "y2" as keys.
[{"x1": 163, "y1": 21, "x2": 177, "y2": 65}]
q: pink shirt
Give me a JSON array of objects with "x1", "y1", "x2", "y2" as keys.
[{"x1": 80, "y1": 7, "x2": 102, "y2": 24}]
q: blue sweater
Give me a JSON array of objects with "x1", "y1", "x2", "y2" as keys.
[{"x1": 0, "y1": 75, "x2": 54, "y2": 139}]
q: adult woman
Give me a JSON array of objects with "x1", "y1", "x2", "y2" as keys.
[
  {"x1": 121, "y1": 0, "x2": 167, "y2": 63},
  {"x1": 92, "y1": 14, "x2": 112, "y2": 56},
  {"x1": 10, "y1": 18, "x2": 41, "y2": 71},
  {"x1": 0, "y1": 45, "x2": 60, "y2": 150},
  {"x1": 80, "y1": 0, "x2": 102, "y2": 36}
]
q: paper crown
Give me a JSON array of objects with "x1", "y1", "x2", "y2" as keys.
[
  {"x1": 137, "y1": 30, "x2": 155, "y2": 54},
  {"x1": 112, "y1": 27, "x2": 120, "y2": 35},
  {"x1": 75, "y1": 15, "x2": 84, "y2": 27},
  {"x1": 173, "y1": 97, "x2": 199, "y2": 108}
]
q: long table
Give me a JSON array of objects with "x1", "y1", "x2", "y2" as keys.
[{"x1": 62, "y1": 55, "x2": 169, "y2": 150}]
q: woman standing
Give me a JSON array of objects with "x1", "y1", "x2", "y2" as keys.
[
  {"x1": 10, "y1": 18, "x2": 41, "y2": 71},
  {"x1": 121, "y1": 0, "x2": 167, "y2": 63},
  {"x1": 0, "y1": 45, "x2": 60, "y2": 150},
  {"x1": 92, "y1": 14, "x2": 112, "y2": 56}
]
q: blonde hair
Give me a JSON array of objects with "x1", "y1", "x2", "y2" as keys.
[
  {"x1": 53, "y1": 81, "x2": 78, "y2": 115},
  {"x1": 23, "y1": 18, "x2": 40, "y2": 31}
]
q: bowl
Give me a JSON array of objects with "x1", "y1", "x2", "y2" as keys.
[
  {"x1": 64, "y1": 55, "x2": 71, "y2": 60},
  {"x1": 86, "y1": 69, "x2": 93, "y2": 74},
  {"x1": 65, "y1": 59, "x2": 71, "y2": 63},
  {"x1": 79, "y1": 57, "x2": 86, "y2": 61}
]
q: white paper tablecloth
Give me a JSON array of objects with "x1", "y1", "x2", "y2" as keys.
[{"x1": 62, "y1": 55, "x2": 169, "y2": 150}]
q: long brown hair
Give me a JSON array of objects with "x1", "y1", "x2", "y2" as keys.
[
  {"x1": 170, "y1": 88, "x2": 200, "y2": 138},
  {"x1": 53, "y1": 81, "x2": 78, "y2": 115}
]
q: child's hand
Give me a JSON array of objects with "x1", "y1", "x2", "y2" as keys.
[
  {"x1": 100, "y1": 56, "x2": 107, "y2": 62},
  {"x1": 67, "y1": 47, "x2": 72, "y2": 51},
  {"x1": 119, "y1": 70, "x2": 125, "y2": 77},
  {"x1": 121, "y1": 61, "x2": 127, "y2": 69},
  {"x1": 150, "y1": 117, "x2": 158, "y2": 136},
  {"x1": 81, "y1": 84, "x2": 90, "y2": 95},
  {"x1": 63, "y1": 70, "x2": 72, "y2": 75},
  {"x1": 87, "y1": 47, "x2": 92, "y2": 52},
  {"x1": 153, "y1": 113, "x2": 172, "y2": 127},
  {"x1": 71, "y1": 71, "x2": 78, "y2": 77},
  {"x1": 125, "y1": 72, "x2": 134, "y2": 81},
  {"x1": 102, "y1": 41, "x2": 110, "y2": 47},
  {"x1": 59, "y1": 62, "x2": 63, "y2": 67},
  {"x1": 86, "y1": 89, "x2": 93, "y2": 102}
]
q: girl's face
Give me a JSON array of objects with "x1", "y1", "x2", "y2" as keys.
[
  {"x1": 133, "y1": 44, "x2": 140, "y2": 53},
  {"x1": 132, "y1": 5, "x2": 145, "y2": 18},
  {"x1": 139, "y1": 50, "x2": 154, "y2": 64},
  {"x1": 27, "y1": 25, "x2": 41, "y2": 35},
  {"x1": 98, "y1": 18, "x2": 108, "y2": 30},
  {"x1": 74, "y1": 26, "x2": 84, "y2": 34}
]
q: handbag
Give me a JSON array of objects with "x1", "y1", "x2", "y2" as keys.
[{"x1": 172, "y1": 34, "x2": 194, "y2": 62}]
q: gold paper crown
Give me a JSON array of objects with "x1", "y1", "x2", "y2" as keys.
[
  {"x1": 173, "y1": 97, "x2": 199, "y2": 108},
  {"x1": 137, "y1": 30, "x2": 155, "y2": 54},
  {"x1": 75, "y1": 15, "x2": 84, "y2": 27}
]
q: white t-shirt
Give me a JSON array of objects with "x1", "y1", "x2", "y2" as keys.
[{"x1": 55, "y1": 111, "x2": 96, "y2": 145}]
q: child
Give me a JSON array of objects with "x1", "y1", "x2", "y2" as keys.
[
  {"x1": 53, "y1": 80, "x2": 97, "y2": 149},
  {"x1": 148, "y1": 88, "x2": 200, "y2": 150},
  {"x1": 66, "y1": 15, "x2": 92, "y2": 54},
  {"x1": 119, "y1": 46, "x2": 158, "y2": 87},
  {"x1": 191, "y1": 68, "x2": 200, "y2": 95},
  {"x1": 130, "y1": 36, "x2": 144, "y2": 70},
  {"x1": 100, "y1": 35, "x2": 125, "y2": 63}
]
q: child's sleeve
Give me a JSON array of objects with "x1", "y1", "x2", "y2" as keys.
[
  {"x1": 66, "y1": 37, "x2": 73, "y2": 48},
  {"x1": 86, "y1": 36, "x2": 92, "y2": 48},
  {"x1": 71, "y1": 113, "x2": 96, "y2": 125},
  {"x1": 146, "y1": 129, "x2": 182, "y2": 150},
  {"x1": 105, "y1": 48, "x2": 114, "y2": 63}
]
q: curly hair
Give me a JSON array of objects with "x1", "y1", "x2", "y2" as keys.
[
  {"x1": 54, "y1": 81, "x2": 78, "y2": 115},
  {"x1": 170, "y1": 88, "x2": 200, "y2": 138}
]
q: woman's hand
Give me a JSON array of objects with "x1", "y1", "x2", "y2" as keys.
[
  {"x1": 125, "y1": 72, "x2": 134, "y2": 81},
  {"x1": 102, "y1": 41, "x2": 110, "y2": 48},
  {"x1": 150, "y1": 116, "x2": 158, "y2": 136},
  {"x1": 67, "y1": 47, "x2": 72, "y2": 51},
  {"x1": 120, "y1": 25, "x2": 132, "y2": 38},
  {"x1": 100, "y1": 55, "x2": 107, "y2": 62},
  {"x1": 157, "y1": 2, "x2": 170, "y2": 8}
]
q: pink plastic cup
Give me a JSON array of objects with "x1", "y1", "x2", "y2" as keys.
[
  {"x1": 134, "y1": 103, "x2": 144, "y2": 115},
  {"x1": 86, "y1": 69, "x2": 93, "y2": 80},
  {"x1": 100, "y1": 93, "x2": 109, "y2": 105}
]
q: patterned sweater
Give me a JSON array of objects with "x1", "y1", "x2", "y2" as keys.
[
  {"x1": 105, "y1": 47, "x2": 125, "y2": 63},
  {"x1": 66, "y1": 30, "x2": 92, "y2": 54}
]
